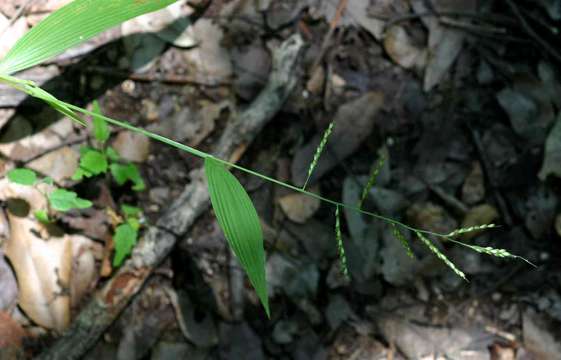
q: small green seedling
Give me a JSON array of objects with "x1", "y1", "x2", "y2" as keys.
[
  {"x1": 7, "y1": 167, "x2": 92, "y2": 220},
  {"x1": 72, "y1": 102, "x2": 145, "y2": 191},
  {"x1": 113, "y1": 204, "x2": 142, "y2": 267},
  {"x1": 0, "y1": 0, "x2": 536, "y2": 317}
]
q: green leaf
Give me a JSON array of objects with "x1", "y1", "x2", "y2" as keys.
[
  {"x1": 204, "y1": 156, "x2": 269, "y2": 317},
  {"x1": 7, "y1": 168, "x2": 37, "y2": 185},
  {"x1": 0, "y1": 0, "x2": 179, "y2": 75},
  {"x1": 127, "y1": 217, "x2": 141, "y2": 231},
  {"x1": 73, "y1": 149, "x2": 108, "y2": 180},
  {"x1": 42, "y1": 177, "x2": 54, "y2": 185},
  {"x1": 110, "y1": 163, "x2": 145, "y2": 191},
  {"x1": 71, "y1": 168, "x2": 89, "y2": 181},
  {"x1": 92, "y1": 101, "x2": 110, "y2": 143},
  {"x1": 112, "y1": 223, "x2": 138, "y2": 267},
  {"x1": 121, "y1": 204, "x2": 141, "y2": 218},
  {"x1": 48, "y1": 189, "x2": 92, "y2": 212},
  {"x1": 34, "y1": 210, "x2": 51, "y2": 224},
  {"x1": 106, "y1": 147, "x2": 120, "y2": 161}
]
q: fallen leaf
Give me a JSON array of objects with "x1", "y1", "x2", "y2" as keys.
[
  {"x1": 0, "y1": 119, "x2": 82, "y2": 162},
  {"x1": 461, "y1": 162, "x2": 485, "y2": 205},
  {"x1": 539, "y1": 114, "x2": 561, "y2": 180},
  {"x1": 0, "y1": 311, "x2": 26, "y2": 349},
  {"x1": 523, "y1": 308, "x2": 561, "y2": 359},
  {"x1": 407, "y1": 202, "x2": 458, "y2": 235},
  {"x1": 278, "y1": 186, "x2": 321, "y2": 224},
  {"x1": 291, "y1": 92, "x2": 384, "y2": 186},
  {"x1": 460, "y1": 204, "x2": 499, "y2": 240},
  {"x1": 0, "y1": 180, "x2": 99, "y2": 330},
  {"x1": 121, "y1": 2, "x2": 194, "y2": 47},
  {"x1": 308, "y1": 0, "x2": 401, "y2": 40},
  {"x1": 0, "y1": 17, "x2": 28, "y2": 59},
  {"x1": 384, "y1": 26, "x2": 427, "y2": 70},
  {"x1": 231, "y1": 42, "x2": 271, "y2": 100},
  {"x1": 181, "y1": 19, "x2": 232, "y2": 85},
  {"x1": 111, "y1": 131, "x2": 151, "y2": 163},
  {"x1": 0, "y1": 251, "x2": 17, "y2": 311},
  {"x1": 411, "y1": 0, "x2": 476, "y2": 91},
  {"x1": 376, "y1": 312, "x2": 493, "y2": 359},
  {"x1": 27, "y1": 146, "x2": 80, "y2": 185}
]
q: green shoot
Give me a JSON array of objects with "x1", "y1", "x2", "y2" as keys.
[
  {"x1": 416, "y1": 231, "x2": 467, "y2": 281},
  {"x1": 34, "y1": 210, "x2": 51, "y2": 224},
  {"x1": 303, "y1": 122, "x2": 334, "y2": 190},
  {"x1": 113, "y1": 204, "x2": 142, "y2": 267},
  {"x1": 6, "y1": 168, "x2": 92, "y2": 213},
  {"x1": 7, "y1": 168, "x2": 37, "y2": 185},
  {"x1": 72, "y1": 149, "x2": 108, "y2": 180},
  {"x1": 358, "y1": 154, "x2": 386, "y2": 209},
  {"x1": 110, "y1": 163, "x2": 145, "y2": 191},
  {"x1": 335, "y1": 205, "x2": 349, "y2": 278},
  {"x1": 113, "y1": 223, "x2": 138, "y2": 267},
  {"x1": 48, "y1": 189, "x2": 92, "y2": 212}
]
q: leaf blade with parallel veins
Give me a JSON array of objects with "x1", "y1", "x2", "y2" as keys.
[{"x1": 204, "y1": 156, "x2": 269, "y2": 317}]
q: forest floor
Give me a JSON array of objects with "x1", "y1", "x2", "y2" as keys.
[{"x1": 0, "y1": 0, "x2": 560, "y2": 359}]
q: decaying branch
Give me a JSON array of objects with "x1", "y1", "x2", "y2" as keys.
[{"x1": 38, "y1": 34, "x2": 304, "y2": 360}]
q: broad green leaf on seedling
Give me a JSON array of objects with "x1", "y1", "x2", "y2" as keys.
[
  {"x1": 34, "y1": 210, "x2": 51, "y2": 224},
  {"x1": 204, "y1": 156, "x2": 269, "y2": 317},
  {"x1": 48, "y1": 189, "x2": 92, "y2": 212},
  {"x1": 0, "y1": 0, "x2": 179, "y2": 75},
  {"x1": 106, "y1": 147, "x2": 120, "y2": 161},
  {"x1": 81, "y1": 150, "x2": 108, "y2": 174},
  {"x1": 72, "y1": 149, "x2": 108, "y2": 180},
  {"x1": 110, "y1": 163, "x2": 145, "y2": 191},
  {"x1": 7, "y1": 168, "x2": 37, "y2": 185},
  {"x1": 41, "y1": 177, "x2": 54, "y2": 186},
  {"x1": 122, "y1": 204, "x2": 142, "y2": 230},
  {"x1": 121, "y1": 204, "x2": 141, "y2": 218},
  {"x1": 113, "y1": 223, "x2": 138, "y2": 267},
  {"x1": 92, "y1": 101, "x2": 110, "y2": 143}
]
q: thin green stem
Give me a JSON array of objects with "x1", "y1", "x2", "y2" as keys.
[
  {"x1": 0, "y1": 75, "x2": 469, "y2": 240},
  {"x1": 63, "y1": 101, "x2": 446, "y2": 237}
]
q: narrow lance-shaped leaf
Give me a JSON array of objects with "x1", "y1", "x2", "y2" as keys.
[
  {"x1": 303, "y1": 122, "x2": 334, "y2": 190},
  {"x1": 204, "y1": 157, "x2": 270, "y2": 317},
  {"x1": 0, "y1": 0, "x2": 179, "y2": 75}
]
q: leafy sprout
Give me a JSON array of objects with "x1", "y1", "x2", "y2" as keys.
[{"x1": 7, "y1": 168, "x2": 37, "y2": 185}]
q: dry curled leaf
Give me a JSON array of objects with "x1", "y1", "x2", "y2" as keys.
[{"x1": 0, "y1": 179, "x2": 101, "y2": 330}]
